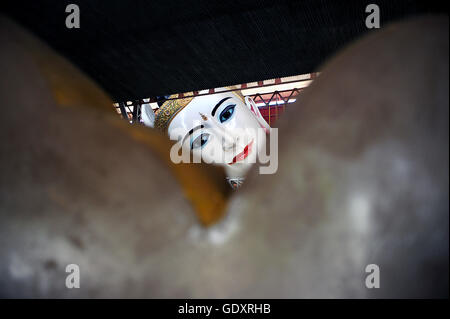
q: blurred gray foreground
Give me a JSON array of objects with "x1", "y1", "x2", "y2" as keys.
[{"x1": 0, "y1": 15, "x2": 448, "y2": 298}]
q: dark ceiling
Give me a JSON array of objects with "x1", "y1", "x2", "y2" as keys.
[{"x1": 2, "y1": 0, "x2": 446, "y2": 101}]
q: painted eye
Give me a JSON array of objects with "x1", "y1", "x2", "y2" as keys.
[
  {"x1": 219, "y1": 104, "x2": 235, "y2": 123},
  {"x1": 191, "y1": 133, "x2": 210, "y2": 149}
]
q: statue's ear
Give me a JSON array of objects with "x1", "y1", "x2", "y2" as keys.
[
  {"x1": 141, "y1": 103, "x2": 155, "y2": 128},
  {"x1": 244, "y1": 96, "x2": 271, "y2": 130}
]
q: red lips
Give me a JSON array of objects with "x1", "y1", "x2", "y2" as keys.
[{"x1": 229, "y1": 140, "x2": 254, "y2": 165}]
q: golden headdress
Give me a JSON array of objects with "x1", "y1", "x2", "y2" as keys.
[{"x1": 154, "y1": 93, "x2": 194, "y2": 132}]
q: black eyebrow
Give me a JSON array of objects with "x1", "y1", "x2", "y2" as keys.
[
  {"x1": 182, "y1": 125, "x2": 204, "y2": 145},
  {"x1": 211, "y1": 97, "x2": 232, "y2": 116}
]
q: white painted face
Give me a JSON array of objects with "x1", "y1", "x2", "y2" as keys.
[{"x1": 167, "y1": 91, "x2": 270, "y2": 178}]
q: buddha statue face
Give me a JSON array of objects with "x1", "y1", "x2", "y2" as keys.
[{"x1": 144, "y1": 89, "x2": 270, "y2": 187}]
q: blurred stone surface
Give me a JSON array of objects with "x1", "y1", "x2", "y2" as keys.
[
  {"x1": 235, "y1": 14, "x2": 449, "y2": 298},
  {"x1": 0, "y1": 16, "x2": 198, "y2": 298}
]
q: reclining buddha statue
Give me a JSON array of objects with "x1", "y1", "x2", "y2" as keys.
[{"x1": 141, "y1": 87, "x2": 271, "y2": 189}]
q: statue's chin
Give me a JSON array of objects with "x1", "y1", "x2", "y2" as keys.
[{"x1": 224, "y1": 162, "x2": 253, "y2": 179}]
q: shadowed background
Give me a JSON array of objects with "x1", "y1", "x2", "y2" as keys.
[{"x1": 2, "y1": 0, "x2": 447, "y2": 100}]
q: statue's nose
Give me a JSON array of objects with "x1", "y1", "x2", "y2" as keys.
[
  {"x1": 221, "y1": 133, "x2": 238, "y2": 151},
  {"x1": 218, "y1": 125, "x2": 237, "y2": 147},
  {"x1": 199, "y1": 112, "x2": 238, "y2": 149},
  {"x1": 205, "y1": 121, "x2": 237, "y2": 150}
]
